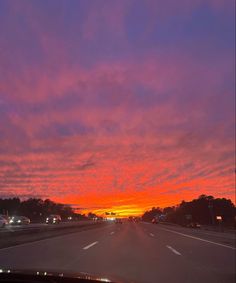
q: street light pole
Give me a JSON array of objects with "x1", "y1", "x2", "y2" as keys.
[{"x1": 208, "y1": 199, "x2": 215, "y2": 225}]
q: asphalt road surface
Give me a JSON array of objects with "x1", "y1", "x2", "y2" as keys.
[{"x1": 0, "y1": 222, "x2": 235, "y2": 283}]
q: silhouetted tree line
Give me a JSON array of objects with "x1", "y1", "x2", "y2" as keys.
[
  {"x1": 142, "y1": 195, "x2": 236, "y2": 227},
  {"x1": 0, "y1": 198, "x2": 87, "y2": 222}
]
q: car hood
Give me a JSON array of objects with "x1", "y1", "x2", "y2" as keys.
[{"x1": 0, "y1": 268, "x2": 123, "y2": 283}]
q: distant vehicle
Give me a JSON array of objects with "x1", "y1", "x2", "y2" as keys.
[
  {"x1": 0, "y1": 215, "x2": 8, "y2": 228},
  {"x1": 46, "y1": 215, "x2": 61, "y2": 224},
  {"x1": 115, "y1": 218, "x2": 122, "y2": 224},
  {"x1": 186, "y1": 222, "x2": 201, "y2": 228},
  {"x1": 152, "y1": 217, "x2": 159, "y2": 224},
  {"x1": 9, "y1": 216, "x2": 30, "y2": 225}
]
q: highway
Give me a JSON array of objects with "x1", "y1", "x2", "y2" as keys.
[{"x1": 0, "y1": 221, "x2": 235, "y2": 283}]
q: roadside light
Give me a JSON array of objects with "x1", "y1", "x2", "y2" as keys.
[{"x1": 100, "y1": 278, "x2": 111, "y2": 282}]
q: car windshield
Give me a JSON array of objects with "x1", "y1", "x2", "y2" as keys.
[{"x1": 0, "y1": 1, "x2": 235, "y2": 283}]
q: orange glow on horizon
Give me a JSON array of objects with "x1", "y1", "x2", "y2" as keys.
[{"x1": 53, "y1": 183, "x2": 236, "y2": 217}]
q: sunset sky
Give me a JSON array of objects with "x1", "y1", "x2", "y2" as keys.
[{"x1": 0, "y1": 0, "x2": 235, "y2": 216}]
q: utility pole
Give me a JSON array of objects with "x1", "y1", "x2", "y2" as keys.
[{"x1": 208, "y1": 199, "x2": 215, "y2": 225}]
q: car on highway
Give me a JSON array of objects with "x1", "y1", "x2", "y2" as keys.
[
  {"x1": 115, "y1": 218, "x2": 122, "y2": 224},
  {"x1": 129, "y1": 217, "x2": 140, "y2": 223},
  {"x1": 152, "y1": 217, "x2": 159, "y2": 224},
  {"x1": 46, "y1": 214, "x2": 62, "y2": 224},
  {"x1": 186, "y1": 222, "x2": 201, "y2": 228},
  {"x1": 0, "y1": 215, "x2": 8, "y2": 228},
  {"x1": 9, "y1": 216, "x2": 30, "y2": 225}
]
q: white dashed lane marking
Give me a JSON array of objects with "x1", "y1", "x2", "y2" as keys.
[
  {"x1": 83, "y1": 241, "x2": 98, "y2": 250},
  {"x1": 166, "y1": 245, "x2": 181, "y2": 256}
]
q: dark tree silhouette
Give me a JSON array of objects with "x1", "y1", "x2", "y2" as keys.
[
  {"x1": 142, "y1": 195, "x2": 235, "y2": 227},
  {"x1": 88, "y1": 212, "x2": 98, "y2": 219},
  {"x1": 0, "y1": 198, "x2": 86, "y2": 222},
  {"x1": 142, "y1": 207, "x2": 162, "y2": 222}
]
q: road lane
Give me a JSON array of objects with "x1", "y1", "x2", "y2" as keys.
[
  {"x1": 140, "y1": 222, "x2": 235, "y2": 281},
  {"x1": 0, "y1": 221, "x2": 235, "y2": 283},
  {"x1": 72, "y1": 222, "x2": 178, "y2": 282},
  {"x1": 143, "y1": 222, "x2": 236, "y2": 246},
  {"x1": 0, "y1": 223, "x2": 114, "y2": 264},
  {"x1": 160, "y1": 226, "x2": 235, "y2": 249},
  {"x1": 142, "y1": 222, "x2": 236, "y2": 250}
]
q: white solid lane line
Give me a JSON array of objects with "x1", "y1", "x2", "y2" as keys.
[
  {"x1": 83, "y1": 241, "x2": 98, "y2": 250},
  {"x1": 166, "y1": 245, "x2": 181, "y2": 256},
  {"x1": 110, "y1": 231, "x2": 115, "y2": 235},
  {"x1": 149, "y1": 233, "x2": 154, "y2": 237},
  {"x1": 159, "y1": 227, "x2": 236, "y2": 250}
]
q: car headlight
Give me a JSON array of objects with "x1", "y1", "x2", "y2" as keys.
[
  {"x1": 9, "y1": 219, "x2": 13, "y2": 223},
  {"x1": 17, "y1": 220, "x2": 21, "y2": 223}
]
